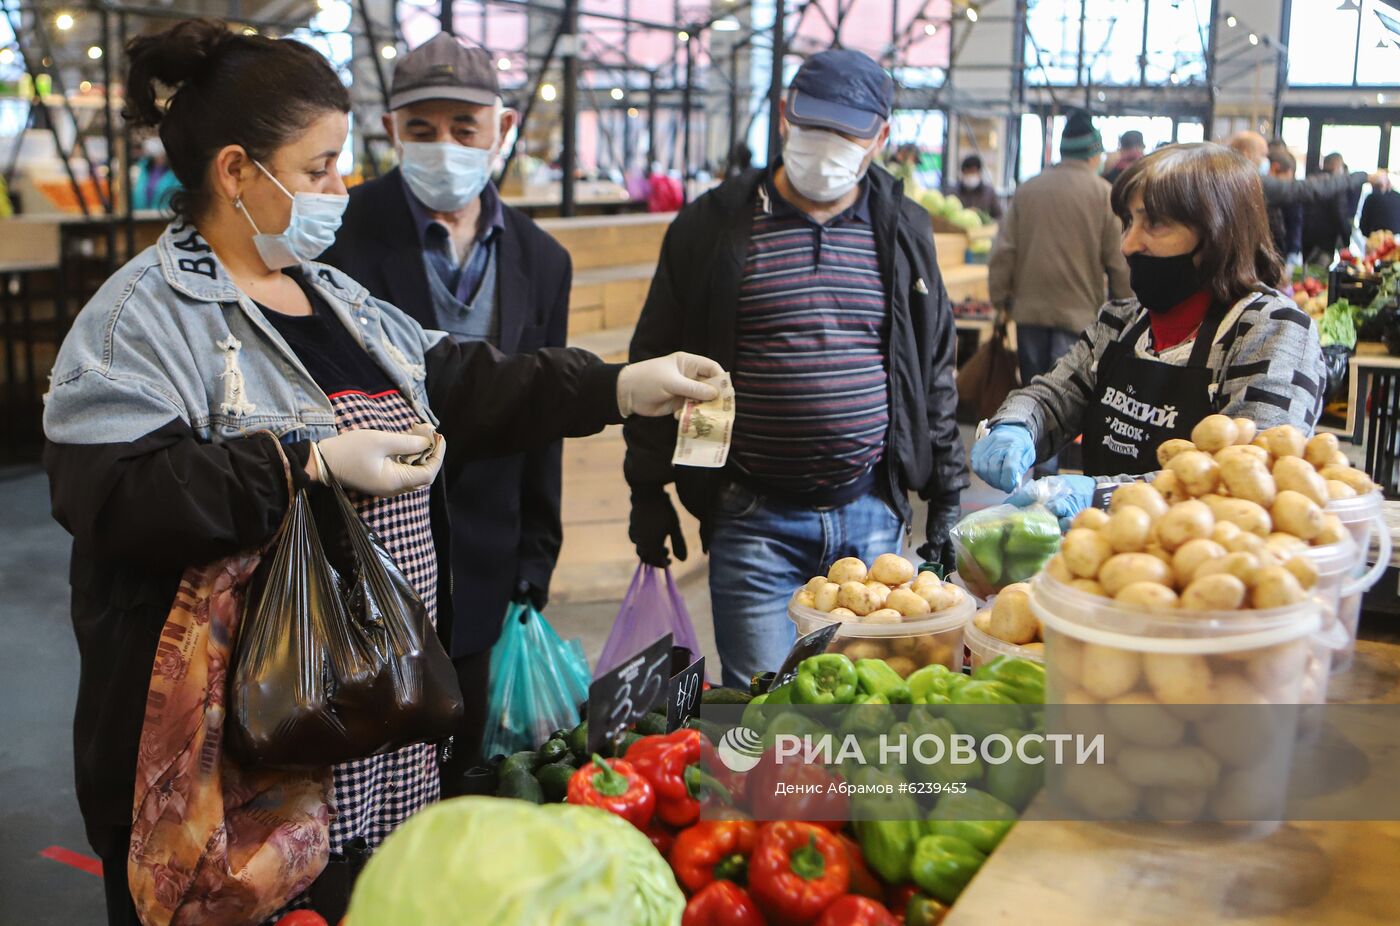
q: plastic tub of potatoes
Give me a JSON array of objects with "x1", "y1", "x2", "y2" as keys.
[
  {"x1": 789, "y1": 553, "x2": 975, "y2": 676},
  {"x1": 1323, "y1": 490, "x2": 1391, "y2": 674},
  {"x1": 965, "y1": 610, "x2": 1044, "y2": 669}
]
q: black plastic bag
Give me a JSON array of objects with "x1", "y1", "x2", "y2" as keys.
[
  {"x1": 1320, "y1": 344, "x2": 1354, "y2": 402},
  {"x1": 229, "y1": 473, "x2": 464, "y2": 769}
]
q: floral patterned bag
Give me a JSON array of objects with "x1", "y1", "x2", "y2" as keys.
[{"x1": 127, "y1": 554, "x2": 332, "y2": 926}]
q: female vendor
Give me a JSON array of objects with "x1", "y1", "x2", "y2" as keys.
[{"x1": 971, "y1": 142, "x2": 1328, "y2": 521}]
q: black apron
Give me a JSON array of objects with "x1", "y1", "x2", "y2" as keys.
[{"x1": 1080, "y1": 303, "x2": 1228, "y2": 476}]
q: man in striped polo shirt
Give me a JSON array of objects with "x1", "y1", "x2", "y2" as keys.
[{"x1": 624, "y1": 50, "x2": 968, "y2": 688}]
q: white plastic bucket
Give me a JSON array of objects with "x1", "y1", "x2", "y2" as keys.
[
  {"x1": 1300, "y1": 537, "x2": 1358, "y2": 703},
  {"x1": 788, "y1": 592, "x2": 974, "y2": 677},
  {"x1": 1325, "y1": 491, "x2": 1391, "y2": 673},
  {"x1": 964, "y1": 609, "x2": 1044, "y2": 669}
]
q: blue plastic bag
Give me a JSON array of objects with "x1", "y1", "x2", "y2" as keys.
[
  {"x1": 481, "y1": 602, "x2": 590, "y2": 759},
  {"x1": 597, "y1": 564, "x2": 711, "y2": 681}
]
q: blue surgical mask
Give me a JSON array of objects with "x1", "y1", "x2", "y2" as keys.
[
  {"x1": 237, "y1": 161, "x2": 348, "y2": 270},
  {"x1": 400, "y1": 141, "x2": 493, "y2": 211}
]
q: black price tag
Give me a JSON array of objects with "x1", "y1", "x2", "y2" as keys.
[
  {"x1": 587, "y1": 633, "x2": 673, "y2": 756},
  {"x1": 771, "y1": 624, "x2": 841, "y2": 690},
  {"x1": 666, "y1": 654, "x2": 706, "y2": 732}
]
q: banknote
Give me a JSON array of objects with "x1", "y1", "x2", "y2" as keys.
[{"x1": 673, "y1": 373, "x2": 735, "y2": 468}]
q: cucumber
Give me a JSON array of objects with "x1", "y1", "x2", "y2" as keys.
[
  {"x1": 618, "y1": 730, "x2": 643, "y2": 755},
  {"x1": 536, "y1": 762, "x2": 576, "y2": 803},
  {"x1": 701, "y1": 687, "x2": 754, "y2": 706},
  {"x1": 635, "y1": 713, "x2": 669, "y2": 737},
  {"x1": 496, "y1": 768, "x2": 544, "y2": 803},
  {"x1": 537, "y1": 736, "x2": 570, "y2": 766},
  {"x1": 500, "y1": 751, "x2": 538, "y2": 779},
  {"x1": 566, "y1": 722, "x2": 589, "y2": 759}
]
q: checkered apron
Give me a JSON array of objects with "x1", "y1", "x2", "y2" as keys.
[{"x1": 324, "y1": 389, "x2": 440, "y2": 852}]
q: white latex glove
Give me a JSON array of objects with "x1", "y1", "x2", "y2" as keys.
[
  {"x1": 617, "y1": 352, "x2": 724, "y2": 417},
  {"x1": 311, "y1": 425, "x2": 445, "y2": 497}
]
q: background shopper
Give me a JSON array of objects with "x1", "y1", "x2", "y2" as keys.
[{"x1": 955, "y1": 154, "x2": 1002, "y2": 220}]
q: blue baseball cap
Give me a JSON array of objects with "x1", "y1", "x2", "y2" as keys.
[{"x1": 786, "y1": 49, "x2": 894, "y2": 139}]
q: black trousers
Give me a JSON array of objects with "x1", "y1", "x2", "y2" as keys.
[
  {"x1": 89, "y1": 825, "x2": 141, "y2": 926},
  {"x1": 440, "y1": 648, "x2": 492, "y2": 793}
]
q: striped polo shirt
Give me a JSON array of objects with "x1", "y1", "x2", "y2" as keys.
[{"x1": 729, "y1": 174, "x2": 890, "y2": 505}]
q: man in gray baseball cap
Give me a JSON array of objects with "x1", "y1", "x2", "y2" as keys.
[{"x1": 322, "y1": 32, "x2": 573, "y2": 790}]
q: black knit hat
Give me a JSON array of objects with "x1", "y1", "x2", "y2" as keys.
[{"x1": 1061, "y1": 108, "x2": 1103, "y2": 160}]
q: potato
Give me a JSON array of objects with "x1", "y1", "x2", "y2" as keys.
[
  {"x1": 1117, "y1": 745, "x2": 1222, "y2": 791},
  {"x1": 912, "y1": 638, "x2": 952, "y2": 669},
  {"x1": 1166, "y1": 451, "x2": 1221, "y2": 498},
  {"x1": 1211, "y1": 673, "x2": 1270, "y2": 704},
  {"x1": 1271, "y1": 490, "x2": 1324, "y2": 541},
  {"x1": 1304, "y1": 432, "x2": 1341, "y2": 469},
  {"x1": 1283, "y1": 555, "x2": 1319, "y2": 591},
  {"x1": 1272, "y1": 456, "x2": 1328, "y2": 507},
  {"x1": 919, "y1": 583, "x2": 964, "y2": 612},
  {"x1": 1245, "y1": 640, "x2": 1309, "y2": 697},
  {"x1": 1223, "y1": 531, "x2": 1270, "y2": 560},
  {"x1": 1144, "y1": 543, "x2": 1175, "y2": 568},
  {"x1": 1219, "y1": 456, "x2": 1277, "y2": 508},
  {"x1": 1250, "y1": 566, "x2": 1306, "y2": 609},
  {"x1": 1211, "y1": 497, "x2": 1272, "y2": 536},
  {"x1": 1260, "y1": 424, "x2": 1306, "y2": 459},
  {"x1": 1106, "y1": 691, "x2": 1187, "y2": 747},
  {"x1": 794, "y1": 588, "x2": 817, "y2": 608},
  {"x1": 1069, "y1": 578, "x2": 1108, "y2": 597},
  {"x1": 1152, "y1": 470, "x2": 1189, "y2": 505},
  {"x1": 1172, "y1": 539, "x2": 1226, "y2": 586},
  {"x1": 886, "y1": 586, "x2": 932, "y2": 618},
  {"x1": 1144, "y1": 652, "x2": 1216, "y2": 704},
  {"x1": 1044, "y1": 554, "x2": 1074, "y2": 584},
  {"x1": 837, "y1": 581, "x2": 880, "y2": 616},
  {"x1": 1154, "y1": 500, "x2": 1215, "y2": 552},
  {"x1": 1021, "y1": 642, "x2": 1045, "y2": 656},
  {"x1": 1326, "y1": 479, "x2": 1359, "y2": 500},
  {"x1": 1315, "y1": 514, "x2": 1348, "y2": 546},
  {"x1": 1320, "y1": 464, "x2": 1375, "y2": 495},
  {"x1": 1329, "y1": 451, "x2": 1351, "y2": 467},
  {"x1": 1232, "y1": 418, "x2": 1258, "y2": 445},
  {"x1": 814, "y1": 582, "x2": 841, "y2": 612},
  {"x1": 912, "y1": 569, "x2": 941, "y2": 590},
  {"x1": 1191, "y1": 414, "x2": 1240, "y2": 452},
  {"x1": 1210, "y1": 520, "x2": 1242, "y2": 546},
  {"x1": 1211, "y1": 764, "x2": 1288, "y2": 820},
  {"x1": 1062, "y1": 528, "x2": 1115, "y2": 579},
  {"x1": 885, "y1": 655, "x2": 919, "y2": 677},
  {"x1": 1157, "y1": 438, "x2": 1199, "y2": 467},
  {"x1": 1099, "y1": 553, "x2": 1173, "y2": 596},
  {"x1": 1180, "y1": 573, "x2": 1248, "y2": 610},
  {"x1": 828, "y1": 557, "x2": 868, "y2": 584},
  {"x1": 1072, "y1": 507, "x2": 1111, "y2": 530},
  {"x1": 1115, "y1": 581, "x2": 1180, "y2": 610},
  {"x1": 1103, "y1": 505, "x2": 1154, "y2": 553},
  {"x1": 861, "y1": 608, "x2": 903, "y2": 624},
  {"x1": 864, "y1": 581, "x2": 892, "y2": 608},
  {"x1": 870, "y1": 553, "x2": 916, "y2": 586},
  {"x1": 1145, "y1": 788, "x2": 1210, "y2": 822},
  {"x1": 828, "y1": 607, "x2": 858, "y2": 621},
  {"x1": 973, "y1": 608, "x2": 993, "y2": 634},
  {"x1": 804, "y1": 576, "x2": 829, "y2": 595},
  {"x1": 1193, "y1": 551, "x2": 1261, "y2": 588},
  {"x1": 1063, "y1": 763, "x2": 1141, "y2": 819},
  {"x1": 837, "y1": 639, "x2": 883, "y2": 660},
  {"x1": 1081, "y1": 644, "x2": 1143, "y2": 701},
  {"x1": 990, "y1": 585, "x2": 1038, "y2": 644},
  {"x1": 1110, "y1": 482, "x2": 1170, "y2": 519},
  {"x1": 1266, "y1": 532, "x2": 1308, "y2": 556},
  {"x1": 1214, "y1": 444, "x2": 1270, "y2": 468}
]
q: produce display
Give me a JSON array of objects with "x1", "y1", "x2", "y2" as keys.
[
  {"x1": 969, "y1": 584, "x2": 1045, "y2": 659},
  {"x1": 917, "y1": 189, "x2": 987, "y2": 230},
  {"x1": 791, "y1": 554, "x2": 971, "y2": 674},
  {"x1": 951, "y1": 505, "x2": 1062, "y2": 598}
]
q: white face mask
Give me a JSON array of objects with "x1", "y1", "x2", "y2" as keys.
[
  {"x1": 237, "y1": 161, "x2": 348, "y2": 270},
  {"x1": 782, "y1": 123, "x2": 877, "y2": 202},
  {"x1": 399, "y1": 140, "x2": 495, "y2": 212}
]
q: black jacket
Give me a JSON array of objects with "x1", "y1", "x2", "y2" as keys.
[
  {"x1": 1360, "y1": 189, "x2": 1400, "y2": 237},
  {"x1": 322, "y1": 170, "x2": 571, "y2": 658},
  {"x1": 624, "y1": 165, "x2": 968, "y2": 542}
]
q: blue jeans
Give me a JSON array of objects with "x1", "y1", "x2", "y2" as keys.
[
  {"x1": 707, "y1": 481, "x2": 906, "y2": 689},
  {"x1": 1015, "y1": 323, "x2": 1080, "y2": 477}
]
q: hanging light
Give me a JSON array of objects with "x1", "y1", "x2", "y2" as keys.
[
  {"x1": 316, "y1": 0, "x2": 335, "y2": 10},
  {"x1": 1226, "y1": 14, "x2": 1237, "y2": 28},
  {"x1": 1248, "y1": 32, "x2": 1259, "y2": 45},
  {"x1": 1097, "y1": 90, "x2": 1106, "y2": 102},
  {"x1": 627, "y1": 107, "x2": 639, "y2": 118},
  {"x1": 1379, "y1": 93, "x2": 1388, "y2": 104},
  {"x1": 610, "y1": 87, "x2": 625, "y2": 100},
  {"x1": 0, "y1": 48, "x2": 14, "y2": 65},
  {"x1": 87, "y1": 45, "x2": 103, "y2": 60},
  {"x1": 966, "y1": 5, "x2": 979, "y2": 22},
  {"x1": 540, "y1": 83, "x2": 557, "y2": 101},
  {"x1": 55, "y1": 12, "x2": 75, "y2": 31},
  {"x1": 1337, "y1": 0, "x2": 1361, "y2": 11},
  {"x1": 1169, "y1": 70, "x2": 1181, "y2": 84},
  {"x1": 713, "y1": 17, "x2": 741, "y2": 31},
  {"x1": 924, "y1": 23, "x2": 937, "y2": 36},
  {"x1": 381, "y1": 44, "x2": 397, "y2": 59},
  {"x1": 497, "y1": 56, "x2": 511, "y2": 70},
  {"x1": 79, "y1": 80, "x2": 91, "y2": 91},
  {"x1": 677, "y1": 30, "x2": 690, "y2": 41}
]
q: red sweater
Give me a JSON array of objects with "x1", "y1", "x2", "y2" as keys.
[{"x1": 1149, "y1": 289, "x2": 1212, "y2": 351}]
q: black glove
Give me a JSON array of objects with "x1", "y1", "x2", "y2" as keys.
[
  {"x1": 514, "y1": 579, "x2": 548, "y2": 613},
  {"x1": 917, "y1": 493, "x2": 963, "y2": 574},
  {"x1": 629, "y1": 489, "x2": 688, "y2": 567}
]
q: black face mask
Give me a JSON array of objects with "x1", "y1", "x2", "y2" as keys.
[{"x1": 1126, "y1": 251, "x2": 1205, "y2": 313}]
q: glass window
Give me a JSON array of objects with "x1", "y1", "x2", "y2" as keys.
[
  {"x1": 1019, "y1": 113, "x2": 1045, "y2": 179},
  {"x1": 1025, "y1": 0, "x2": 1081, "y2": 85},
  {"x1": 1176, "y1": 122, "x2": 1205, "y2": 144},
  {"x1": 1319, "y1": 124, "x2": 1382, "y2": 174},
  {"x1": 1026, "y1": 0, "x2": 1208, "y2": 86},
  {"x1": 889, "y1": 110, "x2": 947, "y2": 189},
  {"x1": 1284, "y1": 0, "x2": 1400, "y2": 86},
  {"x1": 1082, "y1": 0, "x2": 1144, "y2": 86},
  {"x1": 1143, "y1": 0, "x2": 1210, "y2": 85}
]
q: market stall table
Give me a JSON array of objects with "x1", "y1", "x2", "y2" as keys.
[
  {"x1": 1330, "y1": 343, "x2": 1400, "y2": 492},
  {"x1": 944, "y1": 639, "x2": 1400, "y2": 926}
]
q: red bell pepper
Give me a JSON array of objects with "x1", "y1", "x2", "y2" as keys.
[
  {"x1": 566, "y1": 754, "x2": 655, "y2": 830},
  {"x1": 646, "y1": 819, "x2": 677, "y2": 857},
  {"x1": 837, "y1": 833, "x2": 884, "y2": 900},
  {"x1": 748, "y1": 822, "x2": 850, "y2": 925},
  {"x1": 815, "y1": 896, "x2": 899, "y2": 926},
  {"x1": 745, "y1": 749, "x2": 848, "y2": 829},
  {"x1": 682, "y1": 881, "x2": 765, "y2": 926},
  {"x1": 626, "y1": 729, "x2": 733, "y2": 827},
  {"x1": 669, "y1": 819, "x2": 760, "y2": 894}
]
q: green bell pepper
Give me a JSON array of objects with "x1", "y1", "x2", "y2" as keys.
[
  {"x1": 948, "y1": 677, "x2": 1026, "y2": 739},
  {"x1": 906, "y1": 665, "x2": 956, "y2": 705},
  {"x1": 948, "y1": 679, "x2": 1015, "y2": 706},
  {"x1": 766, "y1": 682, "x2": 794, "y2": 705},
  {"x1": 762, "y1": 710, "x2": 828, "y2": 751},
  {"x1": 925, "y1": 788, "x2": 1017, "y2": 853},
  {"x1": 959, "y1": 522, "x2": 1006, "y2": 586},
  {"x1": 1002, "y1": 510, "x2": 1062, "y2": 582},
  {"x1": 983, "y1": 729, "x2": 1044, "y2": 811},
  {"x1": 912, "y1": 718, "x2": 983, "y2": 787},
  {"x1": 910, "y1": 834, "x2": 987, "y2": 904},
  {"x1": 851, "y1": 769, "x2": 924, "y2": 884},
  {"x1": 972, "y1": 656, "x2": 1046, "y2": 706},
  {"x1": 854, "y1": 658, "x2": 911, "y2": 703},
  {"x1": 840, "y1": 693, "x2": 894, "y2": 739},
  {"x1": 793, "y1": 654, "x2": 859, "y2": 705},
  {"x1": 905, "y1": 893, "x2": 951, "y2": 926}
]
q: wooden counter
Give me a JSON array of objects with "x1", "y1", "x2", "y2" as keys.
[{"x1": 945, "y1": 641, "x2": 1400, "y2": 925}]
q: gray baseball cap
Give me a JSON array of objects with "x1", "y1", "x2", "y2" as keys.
[{"x1": 389, "y1": 32, "x2": 499, "y2": 111}]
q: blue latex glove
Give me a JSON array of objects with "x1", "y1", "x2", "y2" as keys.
[
  {"x1": 1007, "y1": 474, "x2": 1097, "y2": 531},
  {"x1": 970, "y1": 425, "x2": 1037, "y2": 493}
]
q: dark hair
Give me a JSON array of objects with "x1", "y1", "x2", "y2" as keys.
[
  {"x1": 1111, "y1": 143, "x2": 1283, "y2": 303},
  {"x1": 125, "y1": 19, "x2": 350, "y2": 220},
  {"x1": 961, "y1": 154, "x2": 983, "y2": 172},
  {"x1": 1268, "y1": 149, "x2": 1296, "y2": 174},
  {"x1": 1118, "y1": 130, "x2": 1144, "y2": 150}
]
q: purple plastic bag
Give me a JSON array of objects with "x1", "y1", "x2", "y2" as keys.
[{"x1": 596, "y1": 563, "x2": 713, "y2": 682}]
